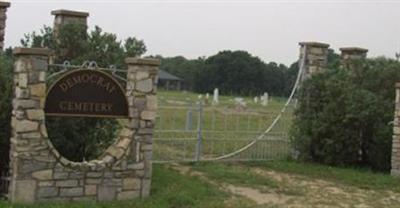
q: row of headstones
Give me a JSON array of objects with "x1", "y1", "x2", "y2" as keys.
[{"x1": 198, "y1": 89, "x2": 269, "y2": 107}]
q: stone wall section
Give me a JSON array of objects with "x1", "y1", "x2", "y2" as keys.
[
  {"x1": 0, "y1": 1, "x2": 10, "y2": 50},
  {"x1": 298, "y1": 42, "x2": 329, "y2": 81},
  {"x1": 9, "y1": 47, "x2": 159, "y2": 203}
]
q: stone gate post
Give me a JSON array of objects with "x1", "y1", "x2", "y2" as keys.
[
  {"x1": 124, "y1": 57, "x2": 160, "y2": 197},
  {"x1": 51, "y1": 9, "x2": 89, "y2": 40},
  {"x1": 298, "y1": 41, "x2": 330, "y2": 81},
  {"x1": 340, "y1": 47, "x2": 368, "y2": 70},
  {"x1": 0, "y1": 1, "x2": 10, "y2": 50},
  {"x1": 9, "y1": 48, "x2": 50, "y2": 203}
]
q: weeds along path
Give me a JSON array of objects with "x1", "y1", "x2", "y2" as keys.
[{"x1": 168, "y1": 163, "x2": 400, "y2": 208}]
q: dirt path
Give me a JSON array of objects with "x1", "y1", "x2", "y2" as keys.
[{"x1": 168, "y1": 163, "x2": 400, "y2": 208}]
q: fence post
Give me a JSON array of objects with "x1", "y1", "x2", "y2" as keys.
[
  {"x1": 195, "y1": 101, "x2": 203, "y2": 161},
  {"x1": 185, "y1": 101, "x2": 193, "y2": 131}
]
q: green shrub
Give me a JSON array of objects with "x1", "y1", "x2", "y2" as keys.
[
  {"x1": 291, "y1": 58, "x2": 400, "y2": 171},
  {"x1": 0, "y1": 51, "x2": 13, "y2": 168}
]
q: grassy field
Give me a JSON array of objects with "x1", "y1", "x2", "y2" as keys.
[{"x1": 2, "y1": 161, "x2": 400, "y2": 208}]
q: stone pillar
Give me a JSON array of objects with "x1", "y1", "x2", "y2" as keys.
[
  {"x1": 50, "y1": 9, "x2": 88, "y2": 62},
  {"x1": 125, "y1": 57, "x2": 160, "y2": 197},
  {"x1": 340, "y1": 47, "x2": 368, "y2": 70},
  {"x1": 0, "y1": 1, "x2": 10, "y2": 50},
  {"x1": 392, "y1": 82, "x2": 400, "y2": 176},
  {"x1": 9, "y1": 48, "x2": 50, "y2": 203},
  {"x1": 298, "y1": 42, "x2": 330, "y2": 81},
  {"x1": 51, "y1": 9, "x2": 89, "y2": 40}
]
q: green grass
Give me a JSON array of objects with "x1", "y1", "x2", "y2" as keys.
[
  {"x1": 248, "y1": 160, "x2": 400, "y2": 192},
  {"x1": 0, "y1": 165, "x2": 231, "y2": 208}
]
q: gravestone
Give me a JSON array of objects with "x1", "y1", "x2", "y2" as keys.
[
  {"x1": 254, "y1": 96, "x2": 259, "y2": 104},
  {"x1": 261, "y1": 92, "x2": 269, "y2": 106},
  {"x1": 205, "y1": 93, "x2": 210, "y2": 105},
  {"x1": 212, "y1": 88, "x2": 219, "y2": 105}
]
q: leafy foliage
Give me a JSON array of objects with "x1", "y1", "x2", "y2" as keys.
[
  {"x1": 291, "y1": 58, "x2": 400, "y2": 171},
  {"x1": 160, "y1": 51, "x2": 299, "y2": 97},
  {"x1": 190, "y1": 50, "x2": 293, "y2": 96},
  {"x1": 158, "y1": 55, "x2": 205, "y2": 90},
  {"x1": 0, "y1": 51, "x2": 13, "y2": 168}
]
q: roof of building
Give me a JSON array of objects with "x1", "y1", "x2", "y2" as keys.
[{"x1": 159, "y1": 70, "x2": 181, "y2": 81}]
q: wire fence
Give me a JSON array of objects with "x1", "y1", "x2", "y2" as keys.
[{"x1": 153, "y1": 99, "x2": 295, "y2": 163}]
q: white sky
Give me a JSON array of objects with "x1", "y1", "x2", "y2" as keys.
[{"x1": 4, "y1": 0, "x2": 400, "y2": 65}]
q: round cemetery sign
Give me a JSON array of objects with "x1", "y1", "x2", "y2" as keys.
[{"x1": 45, "y1": 69, "x2": 129, "y2": 118}]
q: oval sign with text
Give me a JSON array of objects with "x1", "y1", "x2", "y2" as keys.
[{"x1": 45, "y1": 70, "x2": 129, "y2": 118}]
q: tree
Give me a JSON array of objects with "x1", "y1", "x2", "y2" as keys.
[
  {"x1": 159, "y1": 56, "x2": 205, "y2": 90},
  {"x1": 291, "y1": 58, "x2": 400, "y2": 171},
  {"x1": 193, "y1": 50, "x2": 289, "y2": 96},
  {"x1": 0, "y1": 51, "x2": 13, "y2": 169}
]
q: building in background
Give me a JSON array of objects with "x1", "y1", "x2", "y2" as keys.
[{"x1": 158, "y1": 70, "x2": 182, "y2": 90}]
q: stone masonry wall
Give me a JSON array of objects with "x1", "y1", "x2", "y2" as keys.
[
  {"x1": 0, "y1": 1, "x2": 10, "y2": 50},
  {"x1": 9, "y1": 47, "x2": 159, "y2": 203},
  {"x1": 392, "y1": 83, "x2": 400, "y2": 176},
  {"x1": 298, "y1": 42, "x2": 330, "y2": 81}
]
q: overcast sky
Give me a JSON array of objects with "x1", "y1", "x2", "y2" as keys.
[{"x1": 4, "y1": 0, "x2": 400, "y2": 65}]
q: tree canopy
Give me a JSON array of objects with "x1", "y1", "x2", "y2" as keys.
[{"x1": 160, "y1": 50, "x2": 297, "y2": 97}]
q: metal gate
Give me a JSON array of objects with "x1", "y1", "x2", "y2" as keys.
[{"x1": 152, "y1": 100, "x2": 295, "y2": 163}]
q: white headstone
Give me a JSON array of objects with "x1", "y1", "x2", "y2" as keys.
[
  {"x1": 198, "y1": 94, "x2": 202, "y2": 100},
  {"x1": 212, "y1": 88, "x2": 219, "y2": 105},
  {"x1": 261, "y1": 92, "x2": 269, "y2": 106},
  {"x1": 234, "y1": 97, "x2": 247, "y2": 111},
  {"x1": 254, "y1": 96, "x2": 259, "y2": 104},
  {"x1": 205, "y1": 93, "x2": 210, "y2": 104}
]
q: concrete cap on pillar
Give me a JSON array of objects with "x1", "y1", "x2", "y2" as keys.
[
  {"x1": 0, "y1": 1, "x2": 10, "y2": 8},
  {"x1": 395, "y1": 82, "x2": 400, "y2": 89},
  {"x1": 299, "y1": 41, "x2": 330, "y2": 48},
  {"x1": 125, "y1": 57, "x2": 161, "y2": 66},
  {"x1": 340, "y1": 47, "x2": 368, "y2": 54},
  {"x1": 13, "y1": 47, "x2": 51, "y2": 56},
  {"x1": 51, "y1": 9, "x2": 89, "y2": 17}
]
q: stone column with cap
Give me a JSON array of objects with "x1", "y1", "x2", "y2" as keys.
[
  {"x1": 0, "y1": 1, "x2": 10, "y2": 50},
  {"x1": 9, "y1": 48, "x2": 51, "y2": 203},
  {"x1": 392, "y1": 83, "x2": 400, "y2": 176},
  {"x1": 124, "y1": 57, "x2": 160, "y2": 197},
  {"x1": 340, "y1": 47, "x2": 368, "y2": 70},
  {"x1": 298, "y1": 42, "x2": 330, "y2": 82},
  {"x1": 50, "y1": 9, "x2": 89, "y2": 62},
  {"x1": 51, "y1": 9, "x2": 89, "y2": 39}
]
